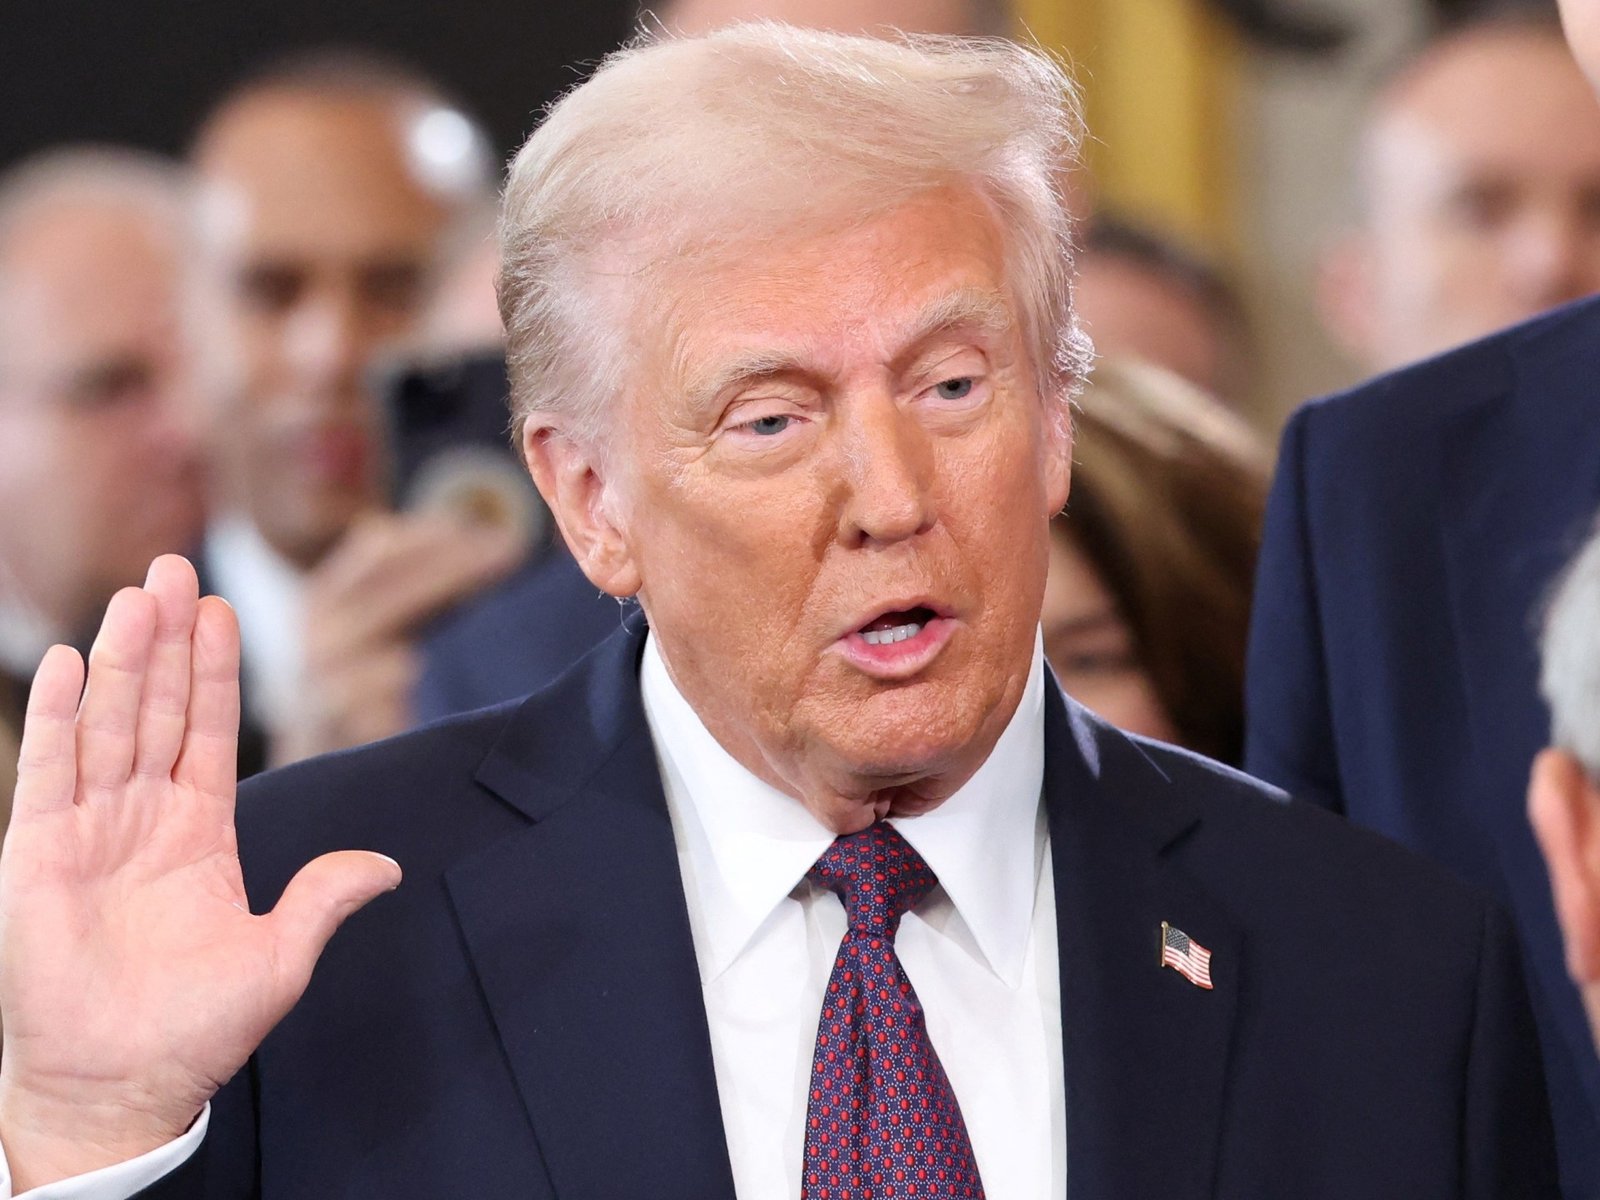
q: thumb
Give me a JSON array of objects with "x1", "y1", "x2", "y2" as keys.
[{"x1": 267, "y1": 851, "x2": 403, "y2": 987}]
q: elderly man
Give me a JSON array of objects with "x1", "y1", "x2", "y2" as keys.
[
  {"x1": 0, "y1": 27, "x2": 1557, "y2": 1200},
  {"x1": 1530, "y1": 520, "x2": 1600, "y2": 1057},
  {"x1": 1247, "y1": 2, "x2": 1600, "y2": 1192},
  {"x1": 0, "y1": 148, "x2": 204, "y2": 825},
  {"x1": 1317, "y1": 7, "x2": 1600, "y2": 377}
]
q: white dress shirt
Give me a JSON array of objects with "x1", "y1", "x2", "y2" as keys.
[
  {"x1": 1, "y1": 633, "x2": 1066, "y2": 1199},
  {"x1": 203, "y1": 514, "x2": 307, "y2": 738},
  {"x1": 643, "y1": 633, "x2": 1066, "y2": 1199}
]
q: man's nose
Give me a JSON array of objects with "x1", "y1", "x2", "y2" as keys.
[
  {"x1": 836, "y1": 397, "x2": 938, "y2": 548},
  {"x1": 283, "y1": 290, "x2": 366, "y2": 393}
]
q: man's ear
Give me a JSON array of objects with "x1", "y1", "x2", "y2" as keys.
[
  {"x1": 522, "y1": 424, "x2": 642, "y2": 598},
  {"x1": 1316, "y1": 233, "x2": 1380, "y2": 366},
  {"x1": 1529, "y1": 747, "x2": 1600, "y2": 983}
]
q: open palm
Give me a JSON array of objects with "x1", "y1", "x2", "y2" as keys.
[{"x1": 0, "y1": 555, "x2": 400, "y2": 1188}]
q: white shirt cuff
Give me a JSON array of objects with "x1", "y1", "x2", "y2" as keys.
[{"x1": 0, "y1": 1104, "x2": 209, "y2": 1200}]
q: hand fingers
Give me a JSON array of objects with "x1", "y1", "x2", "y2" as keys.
[
  {"x1": 75, "y1": 588, "x2": 157, "y2": 797},
  {"x1": 267, "y1": 850, "x2": 402, "y2": 990},
  {"x1": 132, "y1": 556, "x2": 200, "y2": 779},
  {"x1": 11, "y1": 645, "x2": 85, "y2": 820},
  {"x1": 307, "y1": 521, "x2": 520, "y2": 651},
  {"x1": 318, "y1": 645, "x2": 418, "y2": 745},
  {"x1": 173, "y1": 597, "x2": 241, "y2": 804},
  {"x1": 273, "y1": 645, "x2": 417, "y2": 763}
]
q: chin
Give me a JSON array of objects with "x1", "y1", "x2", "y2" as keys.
[{"x1": 819, "y1": 684, "x2": 989, "y2": 786}]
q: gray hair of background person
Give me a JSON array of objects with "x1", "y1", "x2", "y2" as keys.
[
  {"x1": 498, "y1": 23, "x2": 1092, "y2": 452},
  {"x1": 0, "y1": 146, "x2": 190, "y2": 320},
  {"x1": 1542, "y1": 518, "x2": 1600, "y2": 779}
]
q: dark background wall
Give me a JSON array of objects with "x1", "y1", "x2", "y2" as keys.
[{"x1": 1, "y1": 0, "x2": 637, "y2": 170}]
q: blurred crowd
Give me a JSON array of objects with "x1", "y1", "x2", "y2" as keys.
[{"x1": 6, "y1": 0, "x2": 1600, "y2": 1156}]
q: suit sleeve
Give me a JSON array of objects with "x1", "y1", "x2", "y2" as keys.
[
  {"x1": 1244, "y1": 404, "x2": 1346, "y2": 812},
  {"x1": 1463, "y1": 900, "x2": 1561, "y2": 1198}
]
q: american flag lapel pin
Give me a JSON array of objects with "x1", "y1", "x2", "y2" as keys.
[{"x1": 1159, "y1": 921, "x2": 1215, "y2": 990}]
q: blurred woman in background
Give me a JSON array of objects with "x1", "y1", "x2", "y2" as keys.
[{"x1": 1044, "y1": 359, "x2": 1270, "y2": 766}]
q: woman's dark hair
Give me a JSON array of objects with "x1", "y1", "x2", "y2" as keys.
[{"x1": 1055, "y1": 360, "x2": 1270, "y2": 765}]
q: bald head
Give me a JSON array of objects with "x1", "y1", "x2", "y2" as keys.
[
  {"x1": 190, "y1": 63, "x2": 493, "y2": 568},
  {"x1": 0, "y1": 150, "x2": 203, "y2": 635},
  {"x1": 1321, "y1": 17, "x2": 1600, "y2": 372}
]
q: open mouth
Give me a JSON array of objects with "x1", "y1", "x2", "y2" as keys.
[{"x1": 857, "y1": 606, "x2": 939, "y2": 646}]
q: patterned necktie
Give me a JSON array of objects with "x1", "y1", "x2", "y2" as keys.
[{"x1": 801, "y1": 821, "x2": 986, "y2": 1199}]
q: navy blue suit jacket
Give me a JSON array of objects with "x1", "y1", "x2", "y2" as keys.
[
  {"x1": 1246, "y1": 296, "x2": 1600, "y2": 1195},
  {"x1": 144, "y1": 620, "x2": 1555, "y2": 1198}
]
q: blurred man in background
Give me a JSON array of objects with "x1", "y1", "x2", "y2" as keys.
[
  {"x1": 1072, "y1": 216, "x2": 1251, "y2": 407},
  {"x1": 1530, "y1": 517, "x2": 1600, "y2": 1060},
  {"x1": 0, "y1": 148, "x2": 204, "y2": 823},
  {"x1": 1318, "y1": 7, "x2": 1600, "y2": 375},
  {"x1": 188, "y1": 56, "x2": 522, "y2": 771}
]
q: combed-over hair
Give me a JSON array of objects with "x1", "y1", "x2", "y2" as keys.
[
  {"x1": 499, "y1": 22, "x2": 1089, "y2": 449},
  {"x1": 1541, "y1": 517, "x2": 1600, "y2": 780}
]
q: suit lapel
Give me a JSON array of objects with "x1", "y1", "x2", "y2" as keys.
[
  {"x1": 444, "y1": 622, "x2": 738, "y2": 1200},
  {"x1": 1437, "y1": 308, "x2": 1600, "y2": 1123},
  {"x1": 1046, "y1": 685, "x2": 1240, "y2": 1200}
]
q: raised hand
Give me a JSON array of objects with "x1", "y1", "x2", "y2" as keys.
[{"x1": 0, "y1": 555, "x2": 401, "y2": 1191}]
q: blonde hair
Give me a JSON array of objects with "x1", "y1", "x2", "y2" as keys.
[{"x1": 499, "y1": 21, "x2": 1089, "y2": 449}]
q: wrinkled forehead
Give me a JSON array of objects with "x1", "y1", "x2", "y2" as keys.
[{"x1": 622, "y1": 186, "x2": 1024, "y2": 387}]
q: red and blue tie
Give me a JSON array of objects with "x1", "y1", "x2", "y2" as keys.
[{"x1": 801, "y1": 821, "x2": 986, "y2": 1199}]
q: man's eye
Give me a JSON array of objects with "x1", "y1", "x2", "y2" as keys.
[
  {"x1": 934, "y1": 377, "x2": 974, "y2": 400},
  {"x1": 746, "y1": 414, "x2": 792, "y2": 436}
]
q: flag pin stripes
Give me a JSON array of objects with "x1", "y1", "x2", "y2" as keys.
[{"x1": 1159, "y1": 921, "x2": 1214, "y2": 990}]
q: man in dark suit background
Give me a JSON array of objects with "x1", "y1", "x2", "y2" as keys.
[
  {"x1": 0, "y1": 24, "x2": 1559, "y2": 1199},
  {"x1": 1246, "y1": 3, "x2": 1600, "y2": 1193}
]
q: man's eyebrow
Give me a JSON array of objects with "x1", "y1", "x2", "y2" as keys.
[
  {"x1": 679, "y1": 347, "x2": 807, "y2": 414},
  {"x1": 678, "y1": 287, "x2": 1014, "y2": 411},
  {"x1": 899, "y1": 287, "x2": 1013, "y2": 350}
]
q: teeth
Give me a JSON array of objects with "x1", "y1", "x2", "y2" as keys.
[{"x1": 861, "y1": 622, "x2": 924, "y2": 646}]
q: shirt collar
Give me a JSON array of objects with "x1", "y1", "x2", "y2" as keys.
[{"x1": 641, "y1": 631, "x2": 1047, "y2": 989}]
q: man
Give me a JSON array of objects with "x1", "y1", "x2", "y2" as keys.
[
  {"x1": 414, "y1": 0, "x2": 1025, "y2": 725},
  {"x1": 1246, "y1": 3, "x2": 1600, "y2": 1192},
  {"x1": 1072, "y1": 216, "x2": 1249, "y2": 405},
  {"x1": 187, "y1": 55, "x2": 525, "y2": 771},
  {"x1": 1530, "y1": 519, "x2": 1600, "y2": 1057},
  {"x1": 1317, "y1": 7, "x2": 1600, "y2": 377},
  {"x1": 0, "y1": 147, "x2": 205, "y2": 826},
  {"x1": 0, "y1": 26, "x2": 1557, "y2": 1200}
]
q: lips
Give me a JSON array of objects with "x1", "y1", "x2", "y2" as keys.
[
  {"x1": 833, "y1": 600, "x2": 958, "y2": 681},
  {"x1": 293, "y1": 425, "x2": 373, "y2": 489}
]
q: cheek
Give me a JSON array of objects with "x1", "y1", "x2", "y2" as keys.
[{"x1": 635, "y1": 470, "x2": 830, "y2": 648}]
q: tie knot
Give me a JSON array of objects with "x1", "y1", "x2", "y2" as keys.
[{"x1": 808, "y1": 821, "x2": 937, "y2": 934}]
